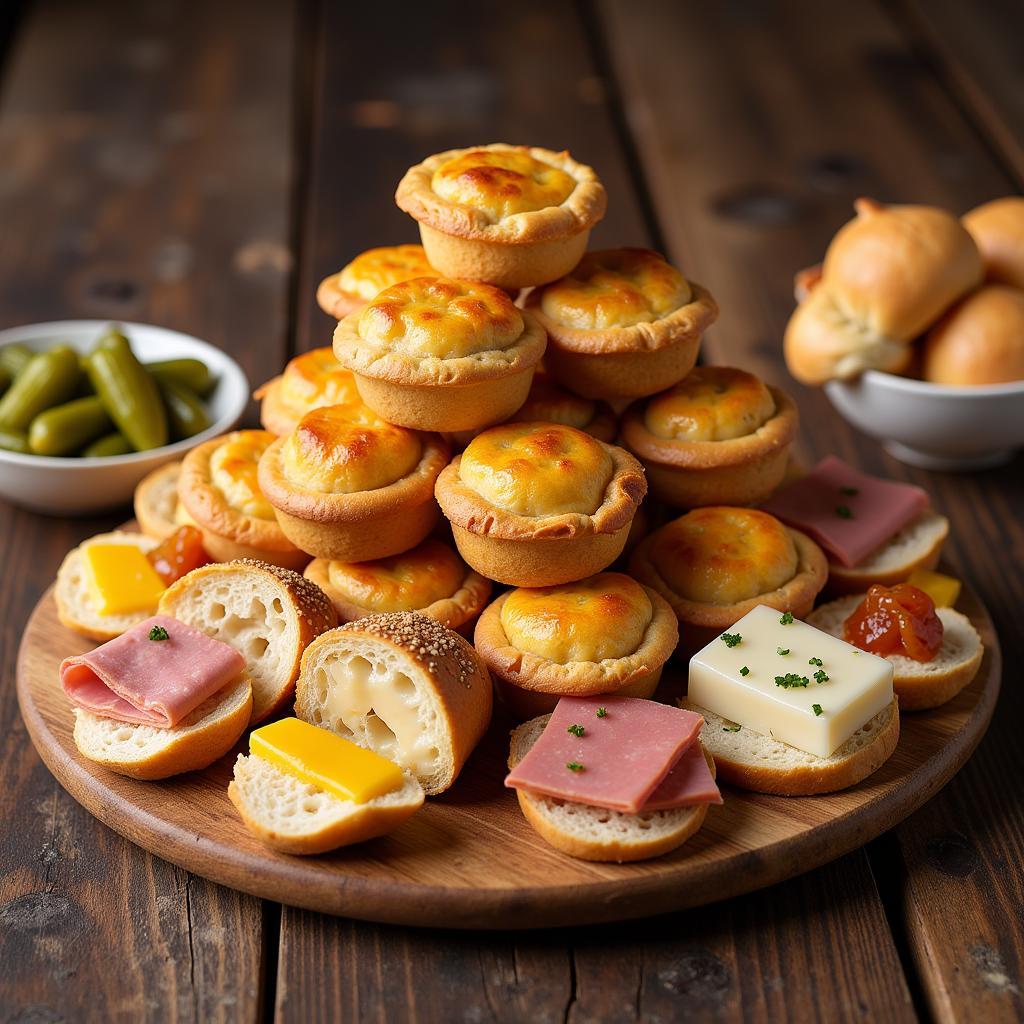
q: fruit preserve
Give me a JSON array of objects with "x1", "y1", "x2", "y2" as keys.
[{"x1": 843, "y1": 583, "x2": 942, "y2": 662}]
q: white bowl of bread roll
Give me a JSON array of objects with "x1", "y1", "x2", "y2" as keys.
[{"x1": 786, "y1": 196, "x2": 1024, "y2": 470}]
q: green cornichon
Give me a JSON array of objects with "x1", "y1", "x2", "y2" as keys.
[
  {"x1": 158, "y1": 377, "x2": 211, "y2": 440},
  {"x1": 146, "y1": 358, "x2": 216, "y2": 397},
  {"x1": 0, "y1": 427, "x2": 29, "y2": 453},
  {"x1": 0, "y1": 345, "x2": 80, "y2": 431},
  {"x1": 85, "y1": 334, "x2": 167, "y2": 451},
  {"x1": 28, "y1": 395, "x2": 112, "y2": 456},
  {"x1": 0, "y1": 343, "x2": 33, "y2": 379},
  {"x1": 82, "y1": 431, "x2": 133, "y2": 458},
  {"x1": 0, "y1": 365, "x2": 10, "y2": 397}
]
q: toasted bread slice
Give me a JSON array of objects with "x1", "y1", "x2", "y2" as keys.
[
  {"x1": 228, "y1": 752, "x2": 424, "y2": 855},
  {"x1": 56, "y1": 532, "x2": 161, "y2": 642},
  {"x1": 680, "y1": 698, "x2": 899, "y2": 796},
  {"x1": 807, "y1": 595, "x2": 983, "y2": 710},
  {"x1": 159, "y1": 560, "x2": 337, "y2": 725},
  {"x1": 507, "y1": 714, "x2": 714, "y2": 862},
  {"x1": 73, "y1": 675, "x2": 252, "y2": 780},
  {"x1": 134, "y1": 461, "x2": 182, "y2": 540},
  {"x1": 827, "y1": 510, "x2": 949, "y2": 595}
]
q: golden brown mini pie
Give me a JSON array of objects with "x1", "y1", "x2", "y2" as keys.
[
  {"x1": 620, "y1": 366, "x2": 799, "y2": 508},
  {"x1": 304, "y1": 537, "x2": 491, "y2": 635},
  {"x1": 395, "y1": 144, "x2": 607, "y2": 289},
  {"x1": 526, "y1": 249, "x2": 719, "y2": 399},
  {"x1": 257, "y1": 405, "x2": 449, "y2": 562},
  {"x1": 506, "y1": 369, "x2": 617, "y2": 441},
  {"x1": 254, "y1": 347, "x2": 364, "y2": 437},
  {"x1": 333, "y1": 277, "x2": 546, "y2": 432},
  {"x1": 630, "y1": 506, "x2": 827, "y2": 649},
  {"x1": 434, "y1": 422, "x2": 646, "y2": 587},
  {"x1": 475, "y1": 572, "x2": 678, "y2": 720},
  {"x1": 316, "y1": 243, "x2": 436, "y2": 319},
  {"x1": 178, "y1": 430, "x2": 309, "y2": 571}
]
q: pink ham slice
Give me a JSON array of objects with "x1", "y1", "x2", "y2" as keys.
[
  {"x1": 505, "y1": 695, "x2": 712, "y2": 814},
  {"x1": 61, "y1": 615, "x2": 245, "y2": 728},
  {"x1": 642, "y1": 741, "x2": 722, "y2": 810},
  {"x1": 761, "y1": 455, "x2": 929, "y2": 568}
]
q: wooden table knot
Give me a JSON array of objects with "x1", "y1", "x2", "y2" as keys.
[{"x1": 924, "y1": 831, "x2": 979, "y2": 877}]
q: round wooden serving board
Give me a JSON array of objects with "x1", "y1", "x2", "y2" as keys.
[{"x1": 18, "y1": 583, "x2": 1000, "y2": 930}]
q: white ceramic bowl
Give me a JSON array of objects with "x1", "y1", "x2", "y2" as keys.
[
  {"x1": 825, "y1": 370, "x2": 1024, "y2": 471},
  {"x1": 0, "y1": 320, "x2": 249, "y2": 514}
]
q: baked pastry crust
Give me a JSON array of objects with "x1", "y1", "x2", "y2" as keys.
[
  {"x1": 303, "y1": 537, "x2": 491, "y2": 633},
  {"x1": 475, "y1": 574, "x2": 678, "y2": 719},
  {"x1": 178, "y1": 430, "x2": 309, "y2": 570},
  {"x1": 134, "y1": 461, "x2": 182, "y2": 539},
  {"x1": 395, "y1": 144, "x2": 607, "y2": 288},
  {"x1": 258, "y1": 407, "x2": 449, "y2": 562},
  {"x1": 255, "y1": 347, "x2": 363, "y2": 437},
  {"x1": 963, "y1": 197, "x2": 1024, "y2": 289},
  {"x1": 526, "y1": 250, "x2": 719, "y2": 399},
  {"x1": 435, "y1": 424, "x2": 646, "y2": 587},
  {"x1": 316, "y1": 244, "x2": 436, "y2": 319},
  {"x1": 506, "y1": 370, "x2": 616, "y2": 441},
  {"x1": 621, "y1": 368, "x2": 799, "y2": 507},
  {"x1": 333, "y1": 277, "x2": 546, "y2": 431},
  {"x1": 630, "y1": 507, "x2": 827, "y2": 649}
]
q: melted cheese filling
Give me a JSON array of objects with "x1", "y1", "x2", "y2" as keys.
[
  {"x1": 210, "y1": 432, "x2": 276, "y2": 519},
  {"x1": 337, "y1": 244, "x2": 436, "y2": 300}
]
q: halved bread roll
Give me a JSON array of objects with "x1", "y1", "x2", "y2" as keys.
[
  {"x1": 56, "y1": 532, "x2": 160, "y2": 642},
  {"x1": 807, "y1": 596, "x2": 983, "y2": 710},
  {"x1": 826, "y1": 510, "x2": 949, "y2": 595},
  {"x1": 228, "y1": 752, "x2": 424, "y2": 855},
  {"x1": 134, "y1": 461, "x2": 182, "y2": 540},
  {"x1": 681, "y1": 698, "x2": 899, "y2": 796},
  {"x1": 159, "y1": 560, "x2": 337, "y2": 724},
  {"x1": 508, "y1": 714, "x2": 713, "y2": 862},
  {"x1": 295, "y1": 612, "x2": 492, "y2": 795},
  {"x1": 73, "y1": 675, "x2": 252, "y2": 780}
]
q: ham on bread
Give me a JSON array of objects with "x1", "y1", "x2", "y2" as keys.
[{"x1": 61, "y1": 614, "x2": 245, "y2": 728}]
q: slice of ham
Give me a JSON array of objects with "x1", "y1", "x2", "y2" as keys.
[
  {"x1": 505, "y1": 695, "x2": 707, "y2": 814},
  {"x1": 61, "y1": 615, "x2": 245, "y2": 728},
  {"x1": 642, "y1": 741, "x2": 722, "y2": 810},
  {"x1": 761, "y1": 455, "x2": 929, "y2": 568}
]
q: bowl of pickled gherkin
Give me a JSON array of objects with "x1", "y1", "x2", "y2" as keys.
[{"x1": 0, "y1": 320, "x2": 249, "y2": 514}]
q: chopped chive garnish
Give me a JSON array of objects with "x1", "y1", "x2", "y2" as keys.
[
  {"x1": 740, "y1": 666, "x2": 750, "y2": 676},
  {"x1": 779, "y1": 611, "x2": 794, "y2": 625},
  {"x1": 777, "y1": 647, "x2": 790, "y2": 656},
  {"x1": 808, "y1": 657, "x2": 823, "y2": 667},
  {"x1": 148, "y1": 625, "x2": 169, "y2": 641},
  {"x1": 840, "y1": 486, "x2": 859, "y2": 496},
  {"x1": 567, "y1": 723, "x2": 585, "y2": 737},
  {"x1": 723, "y1": 724, "x2": 742, "y2": 733},
  {"x1": 812, "y1": 704, "x2": 823, "y2": 717},
  {"x1": 721, "y1": 632, "x2": 742, "y2": 648},
  {"x1": 813, "y1": 669, "x2": 830, "y2": 684},
  {"x1": 596, "y1": 707, "x2": 607, "y2": 718},
  {"x1": 836, "y1": 505, "x2": 854, "y2": 519},
  {"x1": 566, "y1": 761, "x2": 584, "y2": 773},
  {"x1": 775, "y1": 673, "x2": 811, "y2": 689}
]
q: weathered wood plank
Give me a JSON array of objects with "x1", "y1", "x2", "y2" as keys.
[
  {"x1": 599, "y1": 1, "x2": 1024, "y2": 1020},
  {"x1": 0, "y1": 0, "x2": 298, "y2": 1019}
]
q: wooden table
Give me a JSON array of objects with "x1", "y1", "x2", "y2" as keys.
[{"x1": 1, "y1": 1, "x2": 1021, "y2": 1020}]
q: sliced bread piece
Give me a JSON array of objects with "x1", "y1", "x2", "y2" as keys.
[
  {"x1": 228, "y1": 751, "x2": 423, "y2": 855},
  {"x1": 827, "y1": 510, "x2": 949, "y2": 595},
  {"x1": 159, "y1": 560, "x2": 337, "y2": 725},
  {"x1": 73, "y1": 675, "x2": 252, "y2": 780},
  {"x1": 680, "y1": 698, "x2": 899, "y2": 796},
  {"x1": 507, "y1": 714, "x2": 714, "y2": 863},
  {"x1": 807, "y1": 595, "x2": 983, "y2": 710},
  {"x1": 134, "y1": 461, "x2": 182, "y2": 539},
  {"x1": 56, "y1": 532, "x2": 161, "y2": 642}
]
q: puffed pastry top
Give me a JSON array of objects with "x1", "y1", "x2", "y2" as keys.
[
  {"x1": 336, "y1": 244, "x2": 436, "y2": 301},
  {"x1": 208, "y1": 430, "x2": 279, "y2": 519}
]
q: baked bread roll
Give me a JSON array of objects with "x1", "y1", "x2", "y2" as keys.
[
  {"x1": 620, "y1": 366, "x2": 798, "y2": 508},
  {"x1": 395, "y1": 144, "x2": 607, "y2": 289},
  {"x1": 73, "y1": 675, "x2": 252, "y2": 781},
  {"x1": 134, "y1": 461, "x2": 182, "y2": 539},
  {"x1": 255, "y1": 347, "x2": 363, "y2": 437},
  {"x1": 784, "y1": 198, "x2": 982, "y2": 384},
  {"x1": 295, "y1": 612, "x2": 492, "y2": 795},
  {"x1": 258, "y1": 405, "x2": 448, "y2": 562},
  {"x1": 475, "y1": 573, "x2": 678, "y2": 719},
  {"x1": 963, "y1": 197, "x2": 1024, "y2": 289},
  {"x1": 56, "y1": 531, "x2": 161, "y2": 641},
  {"x1": 316, "y1": 244, "x2": 437, "y2": 319},
  {"x1": 527, "y1": 249, "x2": 718, "y2": 400},
  {"x1": 303, "y1": 537, "x2": 491, "y2": 633},
  {"x1": 159, "y1": 559, "x2": 337, "y2": 724},
  {"x1": 922, "y1": 283, "x2": 1024, "y2": 385},
  {"x1": 178, "y1": 430, "x2": 309, "y2": 571},
  {"x1": 333, "y1": 277, "x2": 546, "y2": 432},
  {"x1": 435, "y1": 422, "x2": 647, "y2": 587},
  {"x1": 506, "y1": 370, "x2": 617, "y2": 441}
]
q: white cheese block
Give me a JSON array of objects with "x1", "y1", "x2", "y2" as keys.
[{"x1": 687, "y1": 604, "x2": 893, "y2": 758}]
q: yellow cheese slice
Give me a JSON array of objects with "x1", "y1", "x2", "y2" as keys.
[
  {"x1": 907, "y1": 569, "x2": 961, "y2": 608},
  {"x1": 82, "y1": 543, "x2": 166, "y2": 616},
  {"x1": 249, "y1": 718, "x2": 405, "y2": 804}
]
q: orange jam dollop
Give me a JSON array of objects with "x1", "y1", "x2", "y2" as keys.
[
  {"x1": 842, "y1": 583, "x2": 943, "y2": 662},
  {"x1": 148, "y1": 525, "x2": 210, "y2": 585}
]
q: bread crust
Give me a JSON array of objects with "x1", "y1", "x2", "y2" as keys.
[
  {"x1": 962, "y1": 197, "x2": 1024, "y2": 289},
  {"x1": 134, "y1": 461, "x2": 182, "y2": 540},
  {"x1": 683, "y1": 697, "x2": 900, "y2": 796},
  {"x1": 630, "y1": 525, "x2": 827, "y2": 649},
  {"x1": 179, "y1": 432, "x2": 309, "y2": 571},
  {"x1": 315, "y1": 273, "x2": 367, "y2": 320},
  {"x1": 621, "y1": 385, "x2": 798, "y2": 507},
  {"x1": 529, "y1": 283, "x2": 718, "y2": 400}
]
